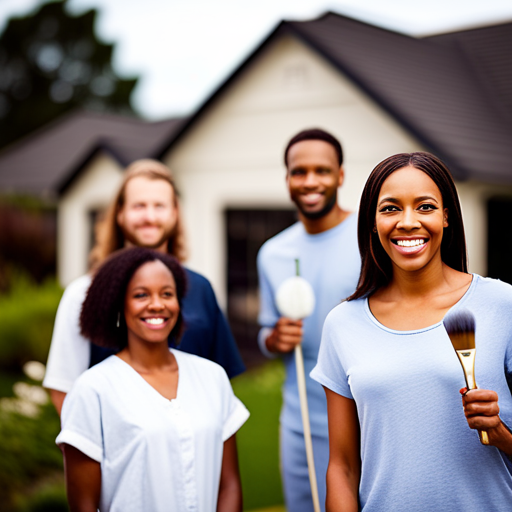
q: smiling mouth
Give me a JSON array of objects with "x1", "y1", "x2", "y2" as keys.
[
  {"x1": 301, "y1": 193, "x2": 323, "y2": 206},
  {"x1": 143, "y1": 318, "x2": 166, "y2": 325},
  {"x1": 393, "y1": 239, "x2": 426, "y2": 247}
]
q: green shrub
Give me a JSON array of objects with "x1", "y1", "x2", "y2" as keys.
[
  {"x1": 16, "y1": 482, "x2": 68, "y2": 512},
  {"x1": 0, "y1": 271, "x2": 62, "y2": 371}
]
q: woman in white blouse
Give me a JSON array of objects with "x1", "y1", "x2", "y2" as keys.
[{"x1": 56, "y1": 247, "x2": 249, "y2": 512}]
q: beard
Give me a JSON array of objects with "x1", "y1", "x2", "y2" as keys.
[
  {"x1": 120, "y1": 223, "x2": 175, "y2": 250},
  {"x1": 295, "y1": 191, "x2": 338, "y2": 220}
]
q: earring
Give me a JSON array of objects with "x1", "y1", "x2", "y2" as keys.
[
  {"x1": 372, "y1": 226, "x2": 377, "y2": 233},
  {"x1": 116, "y1": 312, "x2": 120, "y2": 328}
]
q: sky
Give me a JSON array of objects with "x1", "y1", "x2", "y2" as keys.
[{"x1": 1, "y1": 0, "x2": 512, "y2": 120}]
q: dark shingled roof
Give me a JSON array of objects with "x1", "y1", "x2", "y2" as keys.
[
  {"x1": 0, "y1": 110, "x2": 185, "y2": 198},
  {"x1": 1, "y1": 12, "x2": 511, "y2": 198},
  {"x1": 158, "y1": 12, "x2": 512, "y2": 184}
]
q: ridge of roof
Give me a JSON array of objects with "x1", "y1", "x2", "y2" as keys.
[
  {"x1": 155, "y1": 19, "x2": 290, "y2": 159},
  {"x1": 157, "y1": 10, "x2": 512, "y2": 184}
]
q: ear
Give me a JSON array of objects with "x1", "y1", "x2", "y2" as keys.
[
  {"x1": 443, "y1": 208, "x2": 449, "y2": 228},
  {"x1": 337, "y1": 166, "x2": 345, "y2": 188}
]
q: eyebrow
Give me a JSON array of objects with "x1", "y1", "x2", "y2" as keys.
[
  {"x1": 378, "y1": 195, "x2": 440, "y2": 208},
  {"x1": 130, "y1": 284, "x2": 176, "y2": 291}
]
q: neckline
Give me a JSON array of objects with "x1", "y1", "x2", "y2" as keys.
[
  {"x1": 113, "y1": 348, "x2": 182, "y2": 403},
  {"x1": 364, "y1": 274, "x2": 478, "y2": 335},
  {"x1": 300, "y1": 212, "x2": 355, "y2": 239}
]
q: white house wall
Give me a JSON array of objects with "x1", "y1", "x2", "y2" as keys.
[
  {"x1": 58, "y1": 152, "x2": 123, "y2": 286},
  {"x1": 164, "y1": 35, "x2": 424, "y2": 306}
]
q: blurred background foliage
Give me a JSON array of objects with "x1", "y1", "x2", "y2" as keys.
[
  {"x1": 0, "y1": 400, "x2": 64, "y2": 512},
  {"x1": 0, "y1": 0, "x2": 138, "y2": 151},
  {"x1": 0, "y1": 271, "x2": 62, "y2": 372},
  {"x1": 0, "y1": 197, "x2": 57, "y2": 291}
]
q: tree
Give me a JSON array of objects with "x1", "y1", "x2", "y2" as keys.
[{"x1": 0, "y1": 0, "x2": 138, "y2": 149}]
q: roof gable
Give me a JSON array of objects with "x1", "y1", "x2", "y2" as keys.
[{"x1": 161, "y1": 12, "x2": 512, "y2": 184}]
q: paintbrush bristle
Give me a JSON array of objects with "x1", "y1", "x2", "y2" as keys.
[{"x1": 443, "y1": 310, "x2": 476, "y2": 351}]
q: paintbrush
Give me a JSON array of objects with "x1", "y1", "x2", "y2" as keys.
[{"x1": 443, "y1": 310, "x2": 489, "y2": 445}]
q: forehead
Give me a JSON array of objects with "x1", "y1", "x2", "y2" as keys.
[
  {"x1": 287, "y1": 139, "x2": 339, "y2": 169},
  {"x1": 379, "y1": 166, "x2": 442, "y2": 199},
  {"x1": 123, "y1": 176, "x2": 174, "y2": 203},
  {"x1": 128, "y1": 260, "x2": 176, "y2": 287}
]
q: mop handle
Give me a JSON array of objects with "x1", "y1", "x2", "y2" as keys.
[
  {"x1": 295, "y1": 345, "x2": 321, "y2": 512},
  {"x1": 294, "y1": 258, "x2": 321, "y2": 512}
]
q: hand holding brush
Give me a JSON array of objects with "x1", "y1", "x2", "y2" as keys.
[{"x1": 443, "y1": 310, "x2": 489, "y2": 445}]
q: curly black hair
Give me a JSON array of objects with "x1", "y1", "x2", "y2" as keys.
[{"x1": 80, "y1": 247, "x2": 187, "y2": 350}]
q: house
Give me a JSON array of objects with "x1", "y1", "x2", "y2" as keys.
[{"x1": 1, "y1": 12, "x2": 512, "y2": 349}]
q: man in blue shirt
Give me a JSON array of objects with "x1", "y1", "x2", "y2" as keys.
[
  {"x1": 44, "y1": 159, "x2": 245, "y2": 414},
  {"x1": 257, "y1": 129, "x2": 360, "y2": 511}
]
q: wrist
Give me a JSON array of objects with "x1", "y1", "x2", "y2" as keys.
[
  {"x1": 491, "y1": 418, "x2": 512, "y2": 457},
  {"x1": 258, "y1": 327, "x2": 277, "y2": 359},
  {"x1": 265, "y1": 330, "x2": 277, "y2": 353}
]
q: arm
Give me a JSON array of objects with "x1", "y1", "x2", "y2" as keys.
[
  {"x1": 264, "y1": 317, "x2": 303, "y2": 354},
  {"x1": 62, "y1": 444, "x2": 101, "y2": 512},
  {"x1": 461, "y1": 388, "x2": 512, "y2": 455},
  {"x1": 43, "y1": 277, "x2": 91, "y2": 414},
  {"x1": 217, "y1": 434, "x2": 242, "y2": 512},
  {"x1": 257, "y1": 250, "x2": 303, "y2": 355},
  {"x1": 324, "y1": 387, "x2": 360, "y2": 512},
  {"x1": 50, "y1": 389, "x2": 66, "y2": 415}
]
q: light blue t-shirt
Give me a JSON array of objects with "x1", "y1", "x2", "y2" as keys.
[
  {"x1": 311, "y1": 274, "x2": 512, "y2": 511},
  {"x1": 257, "y1": 214, "x2": 360, "y2": 436}
]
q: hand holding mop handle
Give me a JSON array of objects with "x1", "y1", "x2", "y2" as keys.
[{"x1": 275, "y1": 259, "x2": 320, "y2": 512}]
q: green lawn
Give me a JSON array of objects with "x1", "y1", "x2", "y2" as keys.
[{"x1": 232, "y1": 360, "x2": 285, "y2": 511}]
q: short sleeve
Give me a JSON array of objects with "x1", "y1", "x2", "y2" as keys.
[
  {"x1": 218, "y1": 370, "x2": 250, "y2": 441},
  {"x1": 310, "y1": 309, "x2": 353, "y2": 399},
  {"x1": 56, "y1": 374, "x2": 103, "y2": 462},
  {"x1": 257, "y1": 249, "x2": 279, "y2": 330},
  {"x1": 43, "y1": 276, "x2": 91, "y2": 393}
]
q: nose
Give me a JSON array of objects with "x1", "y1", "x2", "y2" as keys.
[
  {"x1": 303, "y1": 170, "x2": 319, "y2": 188},
  {"x1": 143, "y1": 206, "x2": 157, "y2": 222},
  {"x1": 397, "y1": 207, "x2": 421, "y2": 231},
  {"x1": 148, "y1": 294, "x2": 164, "y2": 310}
]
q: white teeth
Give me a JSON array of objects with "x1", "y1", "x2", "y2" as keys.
[
  {"x1": 396, "y1": 239, "x2": 425, "y2": 247},
  {"x1": 145, "y1": 318, "x2": 164, "y2": 325}
]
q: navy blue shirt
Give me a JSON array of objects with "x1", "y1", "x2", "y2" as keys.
[{"x1": 90, "y1": 268, "x2": 245, "y2": 379}]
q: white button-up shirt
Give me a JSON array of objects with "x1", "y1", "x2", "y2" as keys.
[{"x1": 57, "y1": 349, "x2": 249, "y2": 512}]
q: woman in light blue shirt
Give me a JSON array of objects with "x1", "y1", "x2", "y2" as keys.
[{"x1": 312, "y1": 152, "x2": 512, "y2": 512}]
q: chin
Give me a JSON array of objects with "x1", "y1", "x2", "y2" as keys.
[{"x1": 136, "y1": 237, "x2": 168, "y2": 249}]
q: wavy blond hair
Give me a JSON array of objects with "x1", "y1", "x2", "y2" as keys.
[{"x1": 89, "y1": 159, "x2": 188, "y2": 269}]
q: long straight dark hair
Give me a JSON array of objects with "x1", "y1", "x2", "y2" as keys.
[{"x1": 348, "y1": 152, "x2": 468, "y2": 301}]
